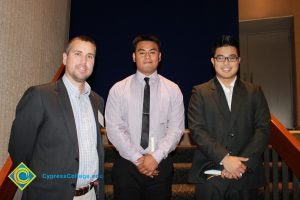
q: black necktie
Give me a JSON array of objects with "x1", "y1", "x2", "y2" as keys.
[{"x1": 141, "y1": 77, "x2": 150, "y2": 149}]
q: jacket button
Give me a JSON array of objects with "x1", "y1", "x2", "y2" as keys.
[
  {"x1": 71, "y1": 183, "x2": 76, "y2": 187},
  {"x1": 75, "y1": 157, "x2": 79, "y2": 162},
  {"x1": 230, "y1": 133, "x2": 235, "y2": 137}
]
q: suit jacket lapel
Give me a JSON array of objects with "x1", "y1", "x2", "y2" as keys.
[
  {"x1": 89, "y1": 93, "x2": 101, "y2": 131},
  {"x1": 230, "y1": 79, "x2": 246, "y2": 128},
  {"x1": 210, "y1": 78, "x2": 231, "y2": 121},
  {"x1": 56, "y1": 79, "x2": 79, "y2": 155},
  {"x1": 89, "y1": 92, "x2": 104, "y2": 159}
]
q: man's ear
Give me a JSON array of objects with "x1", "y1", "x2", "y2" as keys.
[
  {"x1": 63, "y1": 53, "x2": 68, "y2": 66},
  {"x1": 210, "y1": 57, "x2": 215, "y2": 66},
  {"x1": 132, "y1": 52, "x2": 136, "y2": 62},
  {"x1": 159, "y1": 52, "x2": 162, "y2": 62}
]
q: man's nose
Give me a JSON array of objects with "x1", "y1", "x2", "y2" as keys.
[
  {"x1": 81, "y1": 55, "x2": 87, "y2": 64},
  {"x1": 145, "y1": 52, "x2": 151, "y2": 59}
]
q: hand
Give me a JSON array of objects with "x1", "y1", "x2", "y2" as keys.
[
  {"x1": 221, "y1": 169, "x2": 234, "y2": 179},
  {"x1": 137, "y1": 154, "x2": 159, "y2": 178},
  {"x1": 221, "y1": 155, "x2": 248, "y2": 180}
]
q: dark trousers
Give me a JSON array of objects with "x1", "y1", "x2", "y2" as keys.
[
  {"x1": 195, "y1": 176, "x2": 258, "y2": 200},
  {"x1": 112, "y1": 155, "x2": 173, "y2": 200}
]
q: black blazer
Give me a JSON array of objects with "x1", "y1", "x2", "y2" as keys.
[
  {"x1": 9, "y1": 79, "x2": 105, "y2": 200},
  {"x1": 188, "y1": 77, "x2": 270, "y2": 189}
]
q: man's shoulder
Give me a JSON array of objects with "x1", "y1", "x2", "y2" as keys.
[
  {"x1": 158, "y1": 74, "x2": 180, "y2": 91},
  {"x1": 236, "y1": 79, "x2": 263, "y2": 94},
  {"x1": 24, "y1": 81, "x2": 58, "y2": 96},
  {"x1": 192, "y1": 79, "x2": 214, "y2": 92},
  {"x1": 110, "y1": 74, "x2": 135, "y2": 91}
]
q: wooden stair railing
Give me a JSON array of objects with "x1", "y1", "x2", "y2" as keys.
[
  {"x1": 0, "y1": 66, "x2": 299, "y2": 199},
  {"x1": 269, "y1": 114, "x2": 300, "y2": 179},
  {"x1": 0, "y1": 64, "x2": 65, "y2": 200},
  {"x1": 263, "y1": 114, "x2": 300, "y2": 200}
]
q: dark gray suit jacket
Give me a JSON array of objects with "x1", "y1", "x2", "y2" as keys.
[
  {"x1": 9, "y1": 79, "x2": 105, "y2": 200},
  {"x1": 188, "y1": 77, "x2": 270, "y2": 189}
]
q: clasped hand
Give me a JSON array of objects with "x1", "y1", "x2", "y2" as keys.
[
  {"x1": 220, "y1": 155, "x2": 248, "y2": 180},
  {"x1": 137, "y1": 154, "x2": 159, "y2": 178}
]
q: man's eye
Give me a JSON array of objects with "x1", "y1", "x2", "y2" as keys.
[
  {"x1": 229, "y1": 56, "x2": 238, "y2": 61},
  {"x1": 88, "y1": 55, "x2": 94, "y2": 59}
]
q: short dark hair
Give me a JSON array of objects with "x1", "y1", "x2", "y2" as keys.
[
  {"x1": 212, "y1": 35, "x2": 240, "y2": 56},
  {"x1": 65, "y1": 35, "x2": 96, "y2": 54},
  {"x1": 132, "y1": 35, "x2": 161, "y2": 52}
]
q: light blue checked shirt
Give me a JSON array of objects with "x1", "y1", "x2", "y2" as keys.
[{"x1": 63, "y1": 75, "x2": 98, "y2": 188}]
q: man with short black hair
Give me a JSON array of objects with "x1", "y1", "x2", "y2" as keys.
[
  {"x1": 188, "y1": 35, "x2": 270, "y2": 200},
  {"x1": 105, "y1": 34, "x2": 185, "y2": 200}
]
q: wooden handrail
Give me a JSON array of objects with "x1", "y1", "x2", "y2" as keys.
[
  {"x1": 0, "y1": 158, "x2": 16, "y2": 200},
  {"x1": 0, "y1": 64, "x2": 65, "y2": 199},
  {"x1": 52, "y1": 63, "x2": 65, "y2": 82},
  {"x1": 269, "y1": 114, "x2": 300, "y2": 179}
]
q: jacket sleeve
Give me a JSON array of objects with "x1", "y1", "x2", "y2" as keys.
[
  {"x1": 240, "y1": 86, "x2": 271, "y2": 170},
  {"x1": 188, "y1": 86, "x2": 228, "y2": 165},
  {"x1": 8, "y1": 86, "x2": 44, "y2": 167}
]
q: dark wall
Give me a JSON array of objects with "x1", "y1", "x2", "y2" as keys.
[{"x1": 69, "y1": 0, "x2": 239, "y2": 122}]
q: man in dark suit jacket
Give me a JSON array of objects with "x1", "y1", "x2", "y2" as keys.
[
  {"x1": 8, "y1": 35, "x2": 105, "y2": 200},
  {"x1": 188, "y1": 35, "x2": 270, "y2": 200}
]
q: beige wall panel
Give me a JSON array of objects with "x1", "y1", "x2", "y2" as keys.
[
  {"x1": 292, "y1": 0, "x2": 300, "y2": 127},
  {"x1": 239, "y1": 0, "x2": 292, "y2": 20},
  {"x1": 239, "y1": 0, "x2": 300, "y2": 128},
  {"x1": 0, "y1": 0, "x2": 70, "y2": 183}
]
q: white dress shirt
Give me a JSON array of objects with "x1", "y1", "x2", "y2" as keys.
[
  {"x1": 217, "y1": 76, "x2": 237, "y2": 111},
  {"x1": 105, "y1": 70, "x2": 185, "y2": 165}
]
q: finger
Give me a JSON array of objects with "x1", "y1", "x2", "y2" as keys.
[
  {"x1": 239, "y1": 167, "x2": 246, "y2": 174},
  {"x1": 146, "y1": 171, "x2": 153, "y2": 176},
  {"x1": 138, "y1": 167, "x2": 146, "y2": 173},
  {"x1": 233, "y1": 174, "x2": 240, "y2": 180},
  {"x1": 137, "y1": 156, "x2": 145, "y2": 164},
  {"x1": 238, "y1": 157, "x2": 249, "y2": 162},
  {"x1": 241, "y1": 164, "x2": 247, "y2": 172},
  {"x1": 153, "y1": 170, "x2": 159, "y2": 176}
]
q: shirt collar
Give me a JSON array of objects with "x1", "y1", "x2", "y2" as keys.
[
  {"x1": 216, "y1": 76, "x2": 237, "y2": 92},
  {"x1": 62, "y1": 74, "x2": 91, "y2": 97},
  {"x1": 135, "y1": 70, "x2": 159, "y2": 84}
]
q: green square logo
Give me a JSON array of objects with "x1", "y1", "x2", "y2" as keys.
[{"x1": 9, "y1": 162, "x2": 36, "y2": 190}]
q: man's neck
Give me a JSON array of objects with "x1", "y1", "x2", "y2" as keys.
[
  {"x1": 65, "y1": 74, "x2": 85, "y2": 94},
  {"x1": 217, "y1": 76, "x2": 236, "y2": 88}
]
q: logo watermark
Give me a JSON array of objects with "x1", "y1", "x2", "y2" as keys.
[
  {"x1": 8, "y1": 162, "x2": 36, "y2": 190},
  {"x1": 42, "y1": 173, "x2": 103, "y2": 180}
]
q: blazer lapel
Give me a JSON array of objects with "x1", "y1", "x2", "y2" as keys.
[
  {"x1": 230, "y1": 79, "x2": 246, "y2": 128},
  {"x1": 56, "y1": 80, "x2": 79, "y2": 155},
  {"x1": 210, "y1": 78, "x2": 231, "y2": 121},
  {"x1": 89, "y1": 93, "x2": 101, "y2": 131}
]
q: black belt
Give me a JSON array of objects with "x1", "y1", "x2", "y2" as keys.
[{"x1": 74, "y1": 180, "x2": 99, "y2": 196}]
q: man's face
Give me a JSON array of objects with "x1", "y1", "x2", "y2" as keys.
[
  {"x1": 132, "y1": 41, "x2": 161, "y2": 76},
  {"x1": 63, "y1": 39, "x2": 96, "y2": 84},
  {"x1": 211, "y1": 46, "x2": 240, "y2": 83}
]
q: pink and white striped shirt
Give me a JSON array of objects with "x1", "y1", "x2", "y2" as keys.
[{"x1": 105, "y1": 70, "x2": 184, "y2": 165}]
